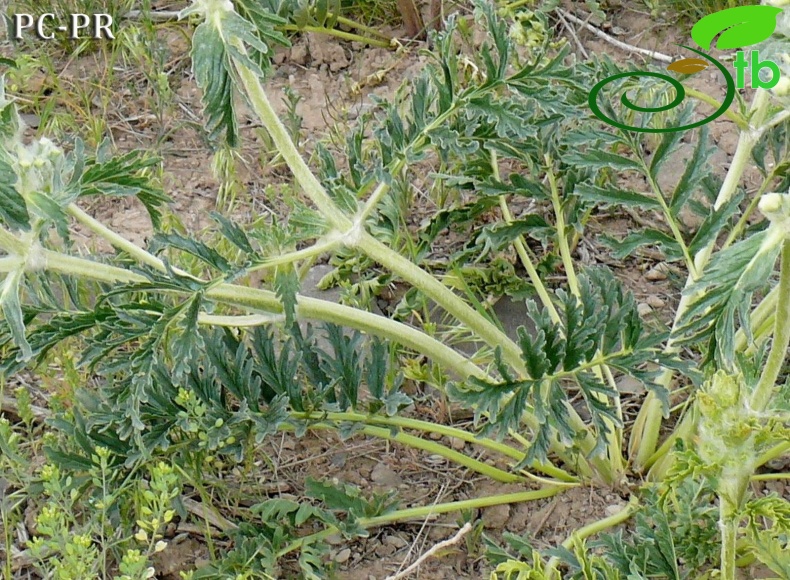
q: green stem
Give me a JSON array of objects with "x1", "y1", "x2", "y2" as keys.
[
  {"x1": 281, "y1": 24, "x2": 391, "y2": 48},
  {"x1": 752, "y1": 239, "x2": 790, "y2": 411},
  {"x1": 286, "y1": 420, "x2": 524, "y2": 483},
  {"x1": 545, "y1": 156, "x2": 625, "y2": 479},
  {"x1": 757, "y1": 441, "x2": 790, "y2": 469},
  {"x1": 291, "y1": 410, "x2": 579, "y2": 484},
  {"x1": 0, "y1": 226, "x2": 26, "y2": 255},
  {"x1": 750, "y1": 472, "x2": 790, "y2": 481},
  {"x1": 734, "y1": 286, "x2": 777, "y2": 353},
  {"x1": 233, "y1": 57, "x2": 527, "y2": 375},
  {"x1": 546, "y1": 155, "x2": 579, "y2": 296},
  {"x1": 335, "y1": 15, "x2": 392, "y2": 40},
  {"x1": 277, "y1": 486, "x2": 563, "y2": 559},
  {"x1": 684, "y1": 87, "x2": 748, "y2": 130},
  {"x1": 67, "y1": 205, "x2": 167, "y2": 272},
  {"x1": 630, "y1": 89, "x2": 771, "y2": 471},
  {"x1": 359, "y1": 231, "x2": 526, "y2": 373},
  {"x1": 545, "y1": 495, "x2": 639, "y2": 579},
  {"x1": 492, "y1": 151, "x2": 560, "y2": 325},
  {"x1": 642, "y1": 168, "x2": 697, "y2": 278},
  {"x1": 719, "y1": 495, "x2": 739, "y2": 580}
]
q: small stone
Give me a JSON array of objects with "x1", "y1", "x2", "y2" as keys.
[
  {"x1": 371, "y1": 463, "x2": 403, "y2": 487},
  {"x1": 290, "y1": 43, "x2": 308, "y2": 65},
  {"x1": 637, "y1": 303, "x2": 653, "y2": 317},
  {"x1": 385, "y1": 535, "x2": 409, "y2": 549},
  {"x1": 646, "y1": 265, "x2": 668, "y2": 281},
  {"x1": 429, "y1": 431, "x2": 442, "y2": 440},
  {"x1": 334, "y1": 548, "x2": 351, "y2": 564},
  {"x1": 449, "y1": 437, "x2": 466, "y2": 451},
  {"x1": 605, "y1": 504, "x2": 626, "y2": 517},
  {"x1": 325, "y1": 533, "x2": 344, "y2": 545},
  {"x1": 482, "y1": 504, "x2": 511, "y2": 529},
  {"x1": 375, "y1": 542, "x2": 396, "y2": 557},
  {"x1": 646, "y1": 295, "x2": 665, "y2": 309}
]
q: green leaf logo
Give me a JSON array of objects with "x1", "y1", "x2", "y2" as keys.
[{"x1": 691, "y1": 5, "x2": 782, "y2": 50}]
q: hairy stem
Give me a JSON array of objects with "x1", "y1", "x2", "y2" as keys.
[
  {"x1": 277, "y1": 486, "x2": 563, "y2": 559},
  {"x1": 631, "y1": 89, "x2": 771, "y2": 471}
]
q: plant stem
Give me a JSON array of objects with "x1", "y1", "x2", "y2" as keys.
[
  {"x1": 335, "y1": 15, "x2": 392, "y2": 40},
  {"x1": 492, "y1": 150, "x2": 560, "y2": 325},
  {"x1": 684, "y1": 87, "x2": 748, "y2": 130},
  {"x1": 291, "y1": 410, "x2": 579, "y2": 484},
  {"x1": 545, "y1": 155, "x2": 579, "y2": 296},
  {"x1": 281, "y1": 24, "x2": 392, "y2": 48},
  {"x1": 233, "y1": 57, "x2": 528, "y2": 374},
  {"x1": 544, "y1": 495, "x2": 639, "y2": 579},
  {"x1": 752, "y1": 239, "x2": 790, "y2": 411},
  {"x1": 719, "y1": 492, "x2": 739, "y2": 580},
  {"x1": 631, "y1": 89, "x2": 772, "y2": 471},
  {"x1": 285, "y1": 420, "x2": 524, "y2": 483},
  {"x1": 545, "y1": 156, "x2": 625, "y2": 479},
  {"x1": 277, "y1": 486, "x2": 563, "y2": 559}
]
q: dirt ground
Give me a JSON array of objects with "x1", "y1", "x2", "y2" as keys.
[{"x1": 4, "y1": 0, "x2": 790, "y2": 578}]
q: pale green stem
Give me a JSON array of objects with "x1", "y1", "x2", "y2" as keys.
[
  {"x1": 0, "y1": 256, "x2": 24, "y2": 272},
  {"x1": 631, "y1": 89, "x2": 772, "y2": 471},
  {"x1": 335, "y1": 15, "x2": 392, "y2": 40},
  {"x1": 281, "y1": 24, "x2": 391, "y2": 48},
  {"x1": 545, "y1": 156, "x2": 625, "y2": 479},
  {"x1": 752, "y1": 239, "x2": 790, "y2": 411},
  {"x1": 545, "y1": 495, "x2": 639, "y2": 579},
  {"x1": 67, "y1": 205, "x2": 169, "y2": 272},
  {"x1": 719, "y1": 494, "x2": 739, "y2": 580},
  {"x1": 358, "y1": 230, "x2": 526, "y2": 372},
  {"x1": 734, "y1": 286, "x2": 777, "y2": 353},
  {"x1": 492, "y1": 150, "x2": 560, "y2": 325},
  {"x1": 545, "y1": 154, "x2": 579, "y2": 296},
  {"x1": 246, "y1": 237, "x2": 341, "y2": 274},
  {"x1": 642, "y1": 169, "x2": 697, "y2": 278},
  {"x1": 0, "y1": 226, "x2": 26, "y2": 255},
  {"x1": 277, "y1": 486, "x2": 563, "y2": 559},
  {"x1": 292, "y1": 410, "x2": 579, "y2": 484},
  {"x1": 41, "y1": 250, "x2": 148, "y2": 284},
  {"x1": 286, "y1": 420, "x2": 523, "y2": 483},
  {"x1": 233, "y1": 57, "x2": 527, "y2": 375},
  {"x1": 684, "y1": 87, "x2": 748, "y2": 130},
  {"x1": 750, "y1": 472, "x2": 790, "y2": 481},
  {"x1": 197, "y1": 313, "x2": 284, "y2": 326},
  {"x1": 723, "y1": 170, "x2": 776, "y2": 251},
  {"x1": 757, "y1": 441, "x2": 790, "y2": 468}
]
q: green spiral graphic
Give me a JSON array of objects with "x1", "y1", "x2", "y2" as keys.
[{"x1": 588, "y1": 45, "x2": 735, "y2": 133}]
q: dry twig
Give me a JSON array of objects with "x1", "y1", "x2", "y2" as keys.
[{"x1": 384, "y1": 522, "x2": 472, "y2": 580}]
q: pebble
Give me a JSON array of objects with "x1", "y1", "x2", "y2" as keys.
[
  {"x1": 482, "y1": 504, "x2": 511, "y2": 529},
  {"x1": 371, "y1": 463, "x2": 403, "y2": 487},
  {"x1": 334, "y1": 548, "x2": 351, "y2": 564},
  {"x1": 646, "y1": 295, "x2": 665, "y2": 309},
  {"x1": 637, "y1": 303, "x2": 653, "y2": 317},
  {"x1": 375, "y1": 542, "x2": 396, "y2": 557},
  {"x1": 646, "y1": 265, "x2": 668, "y2": 281},
  {"x1": 449, "y1": 437, "x2": 466, "y2": 451},
  {"x1": 605, "y1": 504, "x2": 626, "y2": 517},
  {"x1": 385, "y1": 534, "x2": 409, "y2": 549}
]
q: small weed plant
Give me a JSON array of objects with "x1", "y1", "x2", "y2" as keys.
[{"x1": 1, "y1": 0, "x2": 790, "y2": 578}]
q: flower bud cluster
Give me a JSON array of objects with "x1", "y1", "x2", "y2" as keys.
[{"x1": 696, "y1": 371, "x2": 760, "y2": 478}]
